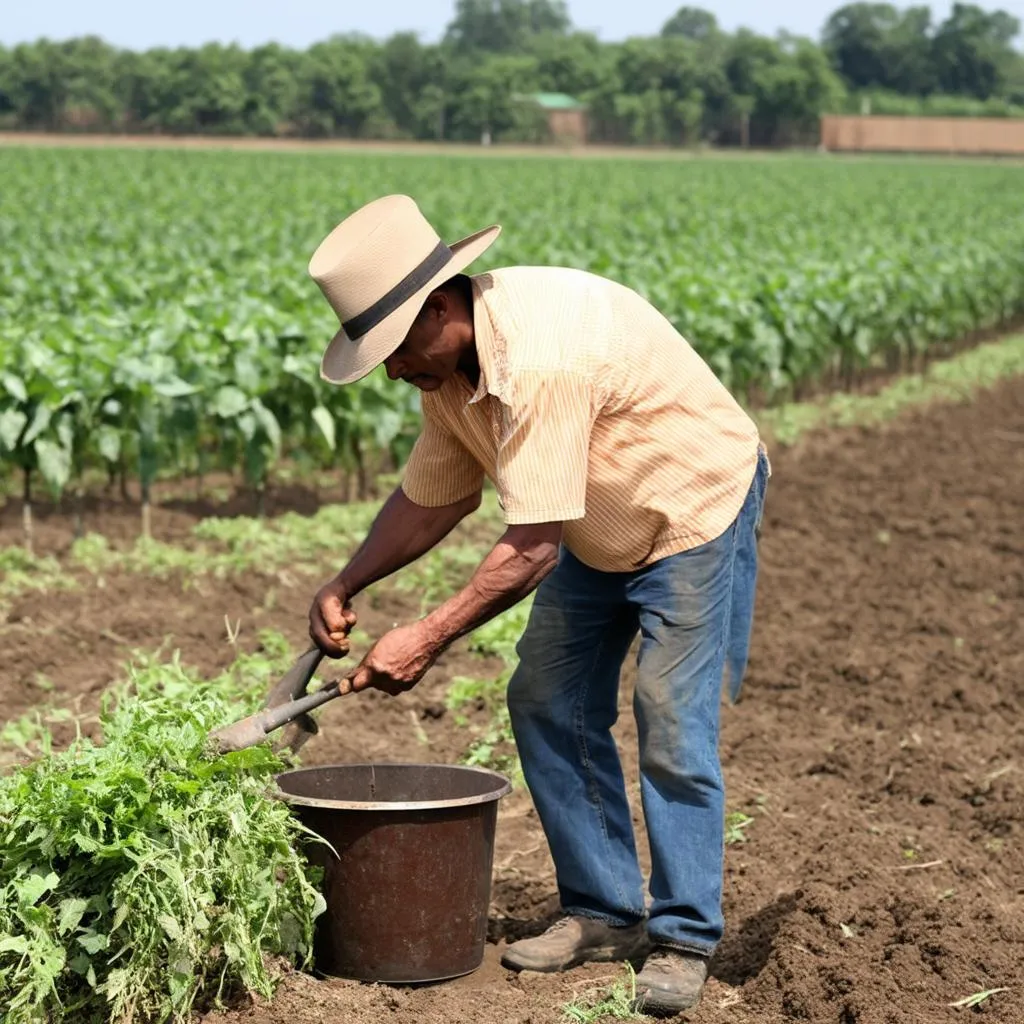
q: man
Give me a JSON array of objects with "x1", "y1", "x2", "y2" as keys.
[{"x1": 306, "y1": 195, "x2": 768, "y2": 1016}]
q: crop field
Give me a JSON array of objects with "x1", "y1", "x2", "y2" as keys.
[
  {"x1": 4, "y1": 148, "x2": 1024, "y2": 534},
  {"x1": 1, "y1": 144, "x2": 1024, "y2": 1024}
]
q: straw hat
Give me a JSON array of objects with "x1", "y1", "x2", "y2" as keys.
[{"x1": 308, "y1": 195, "x2": 501, "y2": 385}]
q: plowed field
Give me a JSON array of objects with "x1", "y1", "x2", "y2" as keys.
[{"x1": 2, "y1": 379, "x2": 1022, "y2": 1023}]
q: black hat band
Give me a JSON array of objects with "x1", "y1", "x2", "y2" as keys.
[{"x1": 342, "y1": 239, "x2": 454, "y2": 341}]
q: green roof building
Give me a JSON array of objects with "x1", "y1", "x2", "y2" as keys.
[{"x1": 514, "y1": 92, "x2": 589, "y2": 145}]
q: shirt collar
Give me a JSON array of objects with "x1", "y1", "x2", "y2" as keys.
[{"x1": 465, "y1": 273, "x2": 508, "y2": 406}]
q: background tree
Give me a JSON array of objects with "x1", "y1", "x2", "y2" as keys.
[
  {"x1": 243, "y1": 44, "x2": 302, "y2": 135},
  {"x1": 0, "y1": 47, "x2": 14, "y2": 123},
  {"x1": 824, "y1": 1, "x2": 1020, "y2": 97},
  {"x1": 444, "y1": 0, "x2": 571, "y2": 52},
  {"x1": 1, "y1": 1, "x2": 1021, "y2": 144},
  {"x1": 931, "y1": 2, "x2": 1021, "y2": 98},
  {"x1": 295, "y1": 36, "x2": 385, "y2": 137},
  {"x1": 824, "y1": 4, "x2": 913, "y2": 90},
  {"x1": 661, "y1": 7, "x2": 720, "y2": 42}
]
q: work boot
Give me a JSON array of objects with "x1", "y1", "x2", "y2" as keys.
[
  {"x1": 500, "y1": 915, "x2": 649, "y2": 973},
  {"x1": 634, "y1": 948, "x2": 709, "y2": 1016}
]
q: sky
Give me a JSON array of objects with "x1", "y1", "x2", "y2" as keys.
[{"x1": 4, "y1": 0, "x2": 1006, "y2": 51}]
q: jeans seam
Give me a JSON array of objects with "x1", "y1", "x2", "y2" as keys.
[
  {"x1": 562, "y1": 906, "x2": 645, "y2": 927},
  {"x1": 754, "y1": 450, "x2": 768, "y2": 539},
  {"x1": 649, "y1": 939, "x2": 714, "y2": 958},
  {"x1": 575, "y1": 625, "x2": 635, "y2": 917},
  {"x1": 715, "y1": 514, "x2": 742, "y2": 681}
]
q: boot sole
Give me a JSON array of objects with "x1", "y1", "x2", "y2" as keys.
[
  {"x1": 501, "y1": 942, "x2": 650, "y2": 974},
  {"x1": 634, "y1": 987, "x2": 703, "y2": 1016}
]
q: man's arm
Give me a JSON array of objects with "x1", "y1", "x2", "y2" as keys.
[
  {"x1": 420, "y1": 522, "x2": 560, "y2": 653},
  {"x1": 340, "y1": 521, "x2": 560, "y2": 695},
  {"x1": 309, "y1": 485, "x2": 481, "y2": 657},
  {"x1": 341, "y1": 486, "x2": 481, "y2": 596}
]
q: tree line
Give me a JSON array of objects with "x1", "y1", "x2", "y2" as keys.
[{"x1": 0, "y1": 1, "x2": 1021, "y2": 147}]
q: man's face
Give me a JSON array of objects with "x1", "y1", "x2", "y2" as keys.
[{"x1": 383, "y1": 294, "x2": 459, "y2": 392}]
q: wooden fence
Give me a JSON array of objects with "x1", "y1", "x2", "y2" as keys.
[{"x1": 820, "y1": 115, "x2": 1024, "y2": 156}]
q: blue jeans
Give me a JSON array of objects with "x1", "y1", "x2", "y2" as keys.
[{"x1": 507, "y1": 450, "x2": 768, "y2": 956}]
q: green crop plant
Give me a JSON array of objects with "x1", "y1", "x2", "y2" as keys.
[
  {"x1": 725, "y1": 810, "x2": 755, "y2": 845},
  {"x1": 0, "y1": 633, "x2": 324, "y2": 1024},
  {"x1": 0, "y1": 347, "x2": 80, "y2": 552},
  {"x1": 0, "y1": 546, "x2": 73, "y2": 612}
]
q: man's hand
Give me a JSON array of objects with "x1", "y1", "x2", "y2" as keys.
[
  {"x1": 340, "y1": 621, "x2": 441, "y2": 697},
  {"x1": 309, "y1": 575, "x2": 358, "y2": 658}
]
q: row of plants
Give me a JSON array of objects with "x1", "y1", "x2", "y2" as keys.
[{"x1": 4, "y1": 147, "x2": 1024, "y2": 548}]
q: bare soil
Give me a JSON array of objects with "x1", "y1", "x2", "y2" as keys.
[
  {"x1": 1, "y1": 379, "x2": 1022, "y2": 1022},
  {"x1": 0, "y1": 131, "x2": 732, "y2": 160},
  {"x1": 5, "y1": 133, "x2": 1023, "y2": 168}
]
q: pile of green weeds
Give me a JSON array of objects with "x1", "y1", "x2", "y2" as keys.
[{"x1": 0, "y1": 645, "x2": 325, "y2": 1023}]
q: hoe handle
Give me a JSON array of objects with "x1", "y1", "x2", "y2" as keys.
[{"x1": 258, "y1": 681, "x2": 342, "y2": 734}]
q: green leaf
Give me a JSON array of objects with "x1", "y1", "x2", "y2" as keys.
[
  {"x1": 153, "y1": 376, "x2": 196, "y2": 398},
  {"x1": 58, "y1": 897, "x2": 90, "y2": 935},
  {"x1": 56, "y1": 415, "x2": 75, "y2": 451},
  {"x1": 97, "y1": 424, "x2": 121, "y2": 463},
  {"x1": 237, "y1": 409, "x2": 257, "y2": 442},
  {"x1": 69, "y1": 952, "x2": 91, "y2": 975},
  {"x1": 281, "y1": 353, "x2": 306, "y2": 376},
  {"x1": 22, "y1": 404, "x2": 52, "y2": 446},
  {"x1": 103, "y1": 967, "x2": 130, "y2": 999},
  {"x1": 0, "y1": 935, "x2": 30, "y2": 954},
  {"x1": 110, "y1": 902, "x2": 130, "y2": 933},
  {"x1": 252, "y1": 401, "x2": 281, "y2": 452},
  {"x1": 158, "y1": 914, "x2": 182, "y2": 941},
  {"x1": 312, "y1": 892, "x2": 327, "y2": 918},
  {"x1": 16, "y1": 869, "x2": 60, "y2": 906},
  {"x1": 372, "y1": 407, "x2": 405, "y2": 450},
  {"x1": 311, "y1": 405, "x2": 336, "y2": 451},
  {"x1": 0, "y1": 407, "x2": 28, "y2": 451},
  {"x1": 212, "y1": 385, "x2": 249, "y2": 419},
  {"x1": 77, "y1": 932, "x2": 109, "y2": 954},
  {"x1": 1, "y1": 372, "x2": 28, "y2": 402},
  {"x1": 34, "y1": 439, "x2": 72, "y2": 493}
]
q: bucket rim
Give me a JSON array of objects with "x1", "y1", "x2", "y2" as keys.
[{"x1": 273, "y1": 761, "x2": 513, "y2": 812}]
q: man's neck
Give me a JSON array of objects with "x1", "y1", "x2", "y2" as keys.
[
  {"x1": 454, "y1": 278, "x2": 479, "y2": 388},
  {"x1": 457, "y1": 345, "x2": 480, "y2": 390}
]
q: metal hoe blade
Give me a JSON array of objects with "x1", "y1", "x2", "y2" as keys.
[{"x1": 209, "y1": 645, "x2": 331, "y2": 755}]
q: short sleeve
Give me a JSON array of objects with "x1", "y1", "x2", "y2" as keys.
[
  {"x1": 496, "y1": 370, "x2": 594, "y2": 524},
  {"x1": 401, "y1": 417, "x2": 485, "y2": 507}
]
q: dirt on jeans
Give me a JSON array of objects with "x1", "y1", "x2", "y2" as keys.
[{"x1": 1, "y1": 380, "x2": 1022, "y2": 1023}]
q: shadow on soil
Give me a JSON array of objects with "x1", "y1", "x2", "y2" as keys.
[
  {"x1": 710, "y1": 892, "x2": 798, "y2": 986},
  {"x1": 487, "y1": 906, "x2": 562, "y2": 945}
]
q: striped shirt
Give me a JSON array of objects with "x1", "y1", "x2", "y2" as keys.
[{"x1": 401, "y1": 267, "x2": 765, "y2": 573}]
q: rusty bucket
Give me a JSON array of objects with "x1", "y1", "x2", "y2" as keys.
[{"x1": 276, "y1": 763, "x2": 512, "y2": 984}]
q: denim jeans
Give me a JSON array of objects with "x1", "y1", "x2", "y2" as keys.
[{"x1": 507, "y1": 449, "x2": 769, "y2": 956}]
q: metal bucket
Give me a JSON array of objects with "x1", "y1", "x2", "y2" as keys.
[{"x1": 276, "y1": 763, "x2": 512, "y2": 984}]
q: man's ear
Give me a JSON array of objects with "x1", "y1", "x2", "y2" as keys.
[{"x1": 422, "y1": 288, "x2": 449, "y2": 323}]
